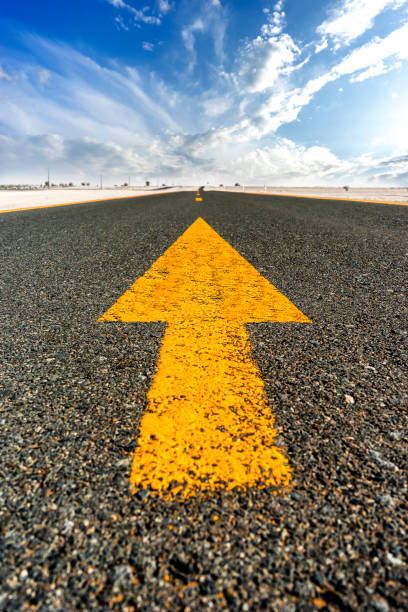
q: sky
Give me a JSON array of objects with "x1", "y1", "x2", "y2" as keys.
[{"x1": 0, "y1": 0, "x2": 408, "y2": 186}]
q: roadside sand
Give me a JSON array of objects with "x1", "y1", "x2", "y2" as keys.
[{"x1": 0, "y1": 187, "x2": 195, "y2": 212}]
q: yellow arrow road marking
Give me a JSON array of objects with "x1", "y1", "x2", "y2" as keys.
[{"x1": 98, "y1": 217, "x2": 310, "y2": 498}]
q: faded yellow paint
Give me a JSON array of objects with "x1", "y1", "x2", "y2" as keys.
[
  {"x1": 195, "y1": 197, "x2": 203, "y2": 201},
  {"x1": 99, "y1": 217, "x2": 310, "y2": 498}
]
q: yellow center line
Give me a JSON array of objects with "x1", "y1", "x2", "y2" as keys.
[
  {"x1": 238, "y1": 191, "x2": 408, "y2": 206},
  {"x1": 98, "y1": 217, "x2": 311, "y2": 498}
]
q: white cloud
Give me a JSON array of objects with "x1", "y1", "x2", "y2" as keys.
[
  {"x1": 350, "y1": 61, "x2": 389, "y2": 82},
  {"x1": 107, "y1": 0, "x2": 126, "y2": 7},
  {"x1": 182, "y1": 18, "x2": 205, "y2": 70},
  {"x1": 239, "y1": 2, "x2": 301, "y2": 96},
  {"x1": 38, "y1": 69, "x2": 51, "y2": 84},
  {"x1": 175, "y1": 18, "x2": 408, "y2": 152},
  {"x1": 158, "y1": 0, "x2": 172, "y2": 13},
  {"x1": 314, "y1": 39, "x2": 328, "y2": 54},
  {"x1": 114, "y1": 15, "x2": 129, "y2": 31},
  {"x1": 334, "y1": 22, "x2": 408, "y2": 75},
  {"x1": 106, "y1": 0, "x2": 161, "y2": 25},
  {"x1": 216, "y1": 140, "x2": 354, "y2": 184},
  {"x1": 201, "y1": 96, "x2": 231, "y2": 117},
  {"x1": 180, "y1": 0, "x2": 227, "y2": 71},
  {"x1": 133, "y1": 8, "x2": 161, "y2": 25},
  {"x1": 0, "y1": 66, "x2": 12, "y2": 80},
  {"x1": 236, "y1": 2, "x2": 309, "y2": 94},
  {"x1": 317, "y1": 0, "x2": 405, "y2": 47},
  {"x1": 241, "y1": 34, "x2": 300, "y2": 93},
  {"x1": 2, "y1": 5, "x2": 408, "y2": 186},
  {"x1": 0, "y1": 37, "x2": 180, "y2": 149},
  {"x1": 2, "y1": 128, "x2": 407, "y2": 186},
  {"x1": 252, "y1": 21, "x2": 408, "y2": 136}
]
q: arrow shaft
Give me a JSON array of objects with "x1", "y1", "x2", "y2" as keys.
[{"x1": 131, "y1": 321, "x2": 291, "y2": 497}]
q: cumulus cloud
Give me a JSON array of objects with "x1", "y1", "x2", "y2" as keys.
[
  {"x1": 2, "y1": 3, "x2": 408, "y2": 186},
  {"x1": 317, "y1": 0, "x2": 405, "y2": 47},
  {"x1": 238, "y1": 1, "x2": 302, "y2": 94},
  {"x1": 248, "y1": 21, "x2": 408, "y2": 137},
  {"x1": 2, "y1": 128, "x2": 407, "y2": 186},
  {"x1": 239, "y1": 33, "x2": 300, "y2": 93},
  {"x1": 215, "y1": 139, "x2": 354, "y2": 184}
]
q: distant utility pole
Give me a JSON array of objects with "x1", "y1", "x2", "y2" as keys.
[
  {"x1": 47, "y1": 168, "x2": 50, "y2": 189},
  {"x1": 128, "y1": 176, "x2": 131, "y2": 186},
  {"x1": 100, "y1": 175, "x2": 103, "y2": 189}
]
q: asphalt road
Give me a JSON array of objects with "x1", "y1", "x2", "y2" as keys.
[{"x1": 1, "y1": 191, "x2": 407, "y2": 611}]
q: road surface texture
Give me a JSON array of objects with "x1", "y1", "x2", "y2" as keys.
[{"x1": 1, "y1": 191, "x2": 407, "y2": 611}]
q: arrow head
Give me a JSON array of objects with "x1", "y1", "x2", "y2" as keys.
[{"x1": 98, "y1": 217, "x2": 310, "y2": 324}]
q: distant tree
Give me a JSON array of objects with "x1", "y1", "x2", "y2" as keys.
[
  {"x1": 69, "y1": 182, "x2": 74, "y2": 187},
  {"x1": 123, "y1": 182, "x2": 128, "y2": 187},
  {"x1": 234, "y1": 182, "x2": 240, "y2": 186},
  {"x1": 145, "y1": 180, "x2": 150, "y2": 186},
  {"x1": 343, "y1": 185, "x2": 350, "y2": 191}
]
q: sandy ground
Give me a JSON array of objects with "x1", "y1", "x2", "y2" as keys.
[
  {"x1": 211, "y1": 185, "x2": 408, "y2": 204},
  {"x1": 0, "y1": 187, "x2": 195, "y2": 212},
  {"x1": 1, "y1": 185, "x2": 407, "y2": 212}
]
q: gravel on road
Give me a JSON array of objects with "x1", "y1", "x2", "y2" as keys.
[{"x1": 0, "y1": 191, "x2": 407, "y2": 611}]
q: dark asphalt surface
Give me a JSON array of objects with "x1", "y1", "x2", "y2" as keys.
[{"x1": 1, "y1": 190, "x2": 407, "y2": 611}]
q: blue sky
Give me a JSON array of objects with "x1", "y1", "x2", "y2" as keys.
[{"x1": 1, "y1": 0, "x2": 407, "y2": 185}]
